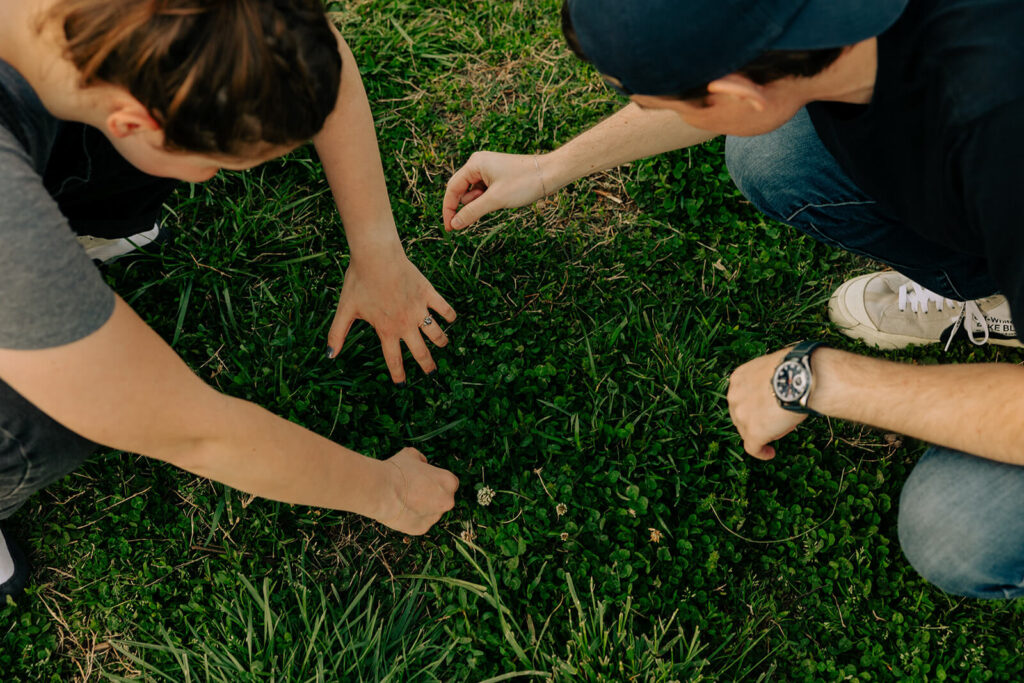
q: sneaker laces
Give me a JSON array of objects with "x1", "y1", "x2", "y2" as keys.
[
  {"x1": 897, "y1": 282, "x2": 957, "y2": 314},
  {"x1": 897, "y1": 282, "x2": 989, "y2": 350},
  {"x1": 945, "y1": 300, "x2": 989, "y2": 350}
]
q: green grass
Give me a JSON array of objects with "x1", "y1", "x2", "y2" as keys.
[{"x1": 4, "y1": 0, "x2": 1024, "y2": 680}]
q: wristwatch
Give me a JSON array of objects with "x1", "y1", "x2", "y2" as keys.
[{"x1": 771, "y1": 341, "x2": 827, "y2": 415}]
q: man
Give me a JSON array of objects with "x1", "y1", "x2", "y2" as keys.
[{"x1": 443, "y1": 0, "x2": 1024, "y2": 598}]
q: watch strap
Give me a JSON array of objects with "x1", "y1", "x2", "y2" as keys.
[{"x1": 784, "y1": 340, "x2": 827, "y2": 364}]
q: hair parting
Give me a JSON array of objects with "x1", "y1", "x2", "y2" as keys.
[{"x1": 51, "y1": 0, "x2": 342, "y2": 155}]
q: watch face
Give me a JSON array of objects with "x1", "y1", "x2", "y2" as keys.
[{"x1": 773, "y1": 359, "x2": 810, "y2": 403}]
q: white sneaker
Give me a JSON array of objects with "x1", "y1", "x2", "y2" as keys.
[
  {"x1": 828, "y1": 271, "x2": 1023, "y2": 350},
  {"x1": 76, "y1": 222, "x2": 162, "y2": 264},
  {"x1": 0, "y1": 524, "x2": 29, "y2": 598}
]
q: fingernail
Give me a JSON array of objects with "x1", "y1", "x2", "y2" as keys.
[
  {"x1": 325, "y1": 346, "x2": 335, "y2": 359},
  {"x1": 394, "y1": 381, "x2": 407, "y2": 389},
  {"x1": 451, "y1": 217, "x2": 463, "y2": 229}
]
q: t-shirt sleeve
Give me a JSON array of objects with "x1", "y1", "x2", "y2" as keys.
[
  {"x1": 960, "y1": 101, "x2": 1024, "y2": 341},
  {"x1": 0, "y1": 132, "x2": 115, "y2": 349}
]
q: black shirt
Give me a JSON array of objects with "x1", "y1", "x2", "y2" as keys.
[{"x1": 807, "y1": 0, "x2": 1024, "y2": 330}]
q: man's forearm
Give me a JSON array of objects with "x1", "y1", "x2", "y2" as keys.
[
  {"x1": 810, "y1": 348, "x2": 1024, "y2": 465},
  {"x1": 541, "y1": 103, "x2": 717, "y2": 193}
]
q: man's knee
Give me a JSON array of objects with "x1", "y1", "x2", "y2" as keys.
[
  {"x1": 724, "y1": 133, "x2": 797, "y2": 223},
  {"x1": 898, "y1": 447, "x2": 1024, "y2": 599}
]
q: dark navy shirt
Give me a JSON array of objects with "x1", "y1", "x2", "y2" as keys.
[{"x1": 807, "y1": 0, "x2": 1024, "y2": 330}]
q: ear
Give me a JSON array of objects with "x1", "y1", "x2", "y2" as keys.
[
  {"x1": 105, "y1": 100, "x2": 160, "y2": 139},
  {"x1": 706, "y1": 74, "x2": 769, "y2": 113}
]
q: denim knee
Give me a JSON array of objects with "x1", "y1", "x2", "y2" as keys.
[
  {"x1": 898, "y1": 447, "x2": 1024, "y2": 599},
  {"x1": 725, "y1": 127, "x2": 808, "y2": 225},
  {"x1": 725, "y1": 108, "x2": 858, "y2": 220},
  {"x1": 0, "y1": 380, "x2": 97, "y2": 519}
]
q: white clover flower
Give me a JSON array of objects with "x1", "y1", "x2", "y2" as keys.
[
  {"x1": 555, "y1": 503, "x2": 567, "y2": 517},
  {"x1": 477, "y1": 486, "x2": 496, "y2": 506}
]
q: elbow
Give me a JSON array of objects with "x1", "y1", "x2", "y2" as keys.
[{"x1": 142, "y1": 394, "x2": 248, "y2": 476}]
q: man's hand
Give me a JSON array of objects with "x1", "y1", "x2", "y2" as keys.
[
  {"x1": 443, "y1": 152, "x2": 548, "y2": 231},
  {"x1": 727, "y1": 348, "x2": 808, "y2": 460},
  {"x1": 373, "y1": 447, "x2": 460, "y2": 535},
  {"x1": 328, "y1": 246, "x2": 456, "y2": 383}
]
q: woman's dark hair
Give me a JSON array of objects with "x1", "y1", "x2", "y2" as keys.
[
  {"x1": 561, "y1": 0, "x2": 844, "y2": 102},
  {"x1": 53, "y1": 0, "x2": 342, "y2": 155}
]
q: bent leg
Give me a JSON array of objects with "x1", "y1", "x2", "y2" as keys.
[
  {"x1": 724, "y1": 108, "x2": 996, "y2": 301},
  {"x1": 898, "y1": 447, "x2": 1024, "y2": 599},
  {"x1": 0, "y1": 377, "x2": 98, "y2": 520}
]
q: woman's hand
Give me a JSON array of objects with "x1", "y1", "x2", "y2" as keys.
[
  {"x1": 373, "y1": 447, "x2": 459, "y2": 535},
  {"x1": 443, "y1": 152, "x2": 549, "y2": 231},
  {"x1": 328, "y1": 245, "x2": 456, "y2": 383}
]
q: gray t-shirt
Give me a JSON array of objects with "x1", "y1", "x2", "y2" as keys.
[{"x1": 0, "y1": 60, "x2": 114, "y2": 349}]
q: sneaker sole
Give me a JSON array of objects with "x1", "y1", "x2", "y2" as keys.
[
  {"x1": 0, "y1": 525, "x2": 30, "y2": 599},
  {"x1": 79, "y1": 223, "x2": 163, "y2": 264}
]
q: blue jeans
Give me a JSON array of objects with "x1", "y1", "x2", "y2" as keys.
[
  {"x1": 726, "y1": 109, "x2": 1024, "y2": 599},
  {"x1": 0, "y1": 377, "x2": 97, "y2": 520}
]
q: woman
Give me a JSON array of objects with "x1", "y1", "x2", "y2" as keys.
[{"x1": 0, "y1": 0, "x2": 459, "y2": 597}]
